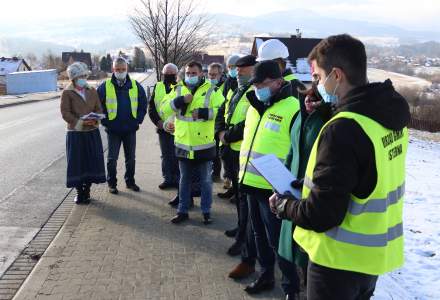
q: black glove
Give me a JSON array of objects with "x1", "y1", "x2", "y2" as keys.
[{"x1": 291, "y1": 178, "x2": 304, "y2": 189}]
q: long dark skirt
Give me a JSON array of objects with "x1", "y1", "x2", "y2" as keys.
[{"x1": 66, "y1": 129, "x2": 106, "y2": 188}]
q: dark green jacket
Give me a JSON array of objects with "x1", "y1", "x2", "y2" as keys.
[{"x1": 278, "y1": 102, "x2": 332, "y2": 265}]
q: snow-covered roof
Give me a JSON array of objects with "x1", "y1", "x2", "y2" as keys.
[{"x1": 0, "y1": 58, "x2": 31, "y2": 76}]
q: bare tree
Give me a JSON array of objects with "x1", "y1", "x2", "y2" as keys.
[{"x1": 129, "y1": 0, "x2": 211, "y2": 80}]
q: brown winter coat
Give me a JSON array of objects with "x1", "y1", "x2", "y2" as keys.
[{"x1": 60, "y1": 83, "x2": 103, "y2": 131}]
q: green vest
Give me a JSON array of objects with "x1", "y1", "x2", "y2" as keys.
[
  {"x1": 294, "y1": 111, "x2": 408, "y2": 275},
  {"x1": 223, "y1": 87, "x2": 253, "y2": 151},
  {"x1": 105, "y1": 79, "x2": 138, "y2": 121},
  {"x1": 239, "y1": 96, "x2": 299, "y2": 189},
  {"x1": 161, "y1": 81, "x2": 224, "y2": 159},
  {"x1": 284, "y1": 73, "x2": 296, "y2": 81}
]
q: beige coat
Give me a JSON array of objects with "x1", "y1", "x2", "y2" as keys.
[{"x1": 60, "y1": 84, "x2": 103, "y2": 131}]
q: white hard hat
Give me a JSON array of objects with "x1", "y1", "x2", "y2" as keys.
[
  {"x1": 256, "y1": 39, "x2": 289, "y2": 62},
  {"x1": 66, "y1": 62, "x2": 90, "y2": 80}
]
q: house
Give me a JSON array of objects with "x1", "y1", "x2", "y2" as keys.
[
  {"x1": 62, "y1": 51, "x2": 92, "y2": 69},
  {"x1": 251, "y1": 36, "x2": 322, "y2": 82},
  {"x1": 0, "y1": 57, "x2": 31, "y2": 84},
  {"x1": 192, "y1": 53, "x2": 225, "y2": 71},
  {"x1": 0, "y1": 57, "x2": 32, "y2": 94}
]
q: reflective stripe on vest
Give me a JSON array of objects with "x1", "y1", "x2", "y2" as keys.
[
  {"x1": 294, "y1": 111, "x2": 408, "y2": 275},
  {"x1": 105, "y1": 79, "x2": 139, "y2": 121},
  {"x1": 239, "y1": 96, "x2": 299, "y2": 189}
]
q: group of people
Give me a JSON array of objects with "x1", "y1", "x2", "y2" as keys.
[{"x1": 60, "y1": 33, "x2": 410, "y2": 300}]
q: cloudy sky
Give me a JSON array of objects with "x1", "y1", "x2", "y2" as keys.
[{"x1": 1, "y1": 0, "x2": 439, "y2": 31}]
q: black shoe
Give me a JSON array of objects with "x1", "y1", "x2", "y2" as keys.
[
  {"x1": 109, "y1": 186, "x2": 119, "y2": 194},
  {"x1": 286, "y1": 293, "x2": 299, "y2": 300},
  {"x1": 126, "y1": 183, "x2": 140, "y2": 192},
  {"x1": 171, "y1": 213, "x2": 189, "y2": 224},
  {"x1": 158, "y1": 181, "x2": 175, "y2": 190},
  {"x1": 83, "y1": 185, "x2": 90, "y2": 200},
  {"x1": 217, "y1": 188, "x2": 234, "y2": 199},
  {"x1": 224, "y1": 228, "x2": 238, "y2": 238},
  {"x1": 244, "y1": 276, "x2": 275, "y2": 294},
  {"x1": 74, "y1": 195, "x2": 83, "y2": 205},
  {"x1": 202, "y1": 213, "x2": 212, "y2": 225},
  {"x1": 227, "y1": 241, "x2": 242, "y2": 256},
  {"x1": 168, "y1": 195, "x2": 179, "y2": 207}
]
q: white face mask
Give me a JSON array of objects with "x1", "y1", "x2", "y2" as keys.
[{"x1": 115, "y1": 71, "x2": 127, "y2": 81}]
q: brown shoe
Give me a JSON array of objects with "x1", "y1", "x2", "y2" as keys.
[{"x1": 228, "y1": 262, "x2": 255, "y2": 279}]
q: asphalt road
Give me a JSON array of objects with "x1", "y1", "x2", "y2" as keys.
[{"x1": 0, "y1": 73, "x2": 156, "y2": 277}]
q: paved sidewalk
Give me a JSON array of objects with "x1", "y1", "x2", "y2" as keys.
[{"x1": 13, "y1": 121, "x2": 285, "y2": 300}]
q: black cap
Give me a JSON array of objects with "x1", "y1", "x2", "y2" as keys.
[
  {"x1": 236, "y1": 55, "x2": 257, "y2": 67},
  {"x1": 250, "y1": 60, "x2": 282, "y2": 84}
]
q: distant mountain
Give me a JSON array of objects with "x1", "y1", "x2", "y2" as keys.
[
  {"x1": 1, "y1": 12, "x2": 439, "y2": 57},
  {"x1": 211, "y1": 10, "x2": 440, "y2": 43}
]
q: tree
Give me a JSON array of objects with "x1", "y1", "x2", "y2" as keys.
[
  {"x1": 100, "y1": 56, "x2": 109, "y2": 72},
  {"x1": 42, "y1": 51, "x2": 64, "y2": 72},
  {"x1": 25, "y1": 53, "x2": 38, "y2": 69},
  {"x1": 129, "y1": 0, "x2": 211, "y2": 80},
  {"x1": 132, "y1": 47, "x2": 147, "y2": 71}
]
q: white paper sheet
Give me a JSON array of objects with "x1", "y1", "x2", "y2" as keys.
[{"x1": 250, "y1": 154, "x2": 301, "y2": 199}]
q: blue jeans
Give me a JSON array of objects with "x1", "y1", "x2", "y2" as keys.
[
  {"x1": 158, "y1": 131, "x2": 179, "y2": 184},
  {"x1": 107, "y1": 131, "x2": 136, "y2": 187},
  {"x1": 178, "y1": 160, "x2": 212, "y2": 214},
  {"x1": 248, "y1": 192, "x2": 281, "y2": 278}
]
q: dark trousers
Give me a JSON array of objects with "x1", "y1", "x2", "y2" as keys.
[
  {"x1": 307, "y1": 262, "x2": 378, "y2": 300},
  {"x1": 279, "y1": 255, "x2": 301, "y2": 295},
  {"x1": 220, "y1": 145, "x2": 234, "y2": 180},
  {"x1": 107, "y1": 131, "x2": 136, "y2": 187},
  {"x1": 158, "y1": 130, "x2": 179, "y2": 184},
  {"x1": 241, "y1": 196, "x2": 257, "y2": 266},
  {"x1": 230, "y1": 150, "x2": 246, "y2": 242},
  {"x1": 212, "y1": 139, "x2": 222, "y2": 177},
  {"x1": 248, "y1": 192, "x2": 282, "y2": 278}
]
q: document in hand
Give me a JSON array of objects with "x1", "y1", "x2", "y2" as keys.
[
  {"x1": 250, "y1": 154, "x2": 301, "y2": 199},
  {"x1": 80, "y1": 112, "x2": 106, "y2": 120}
]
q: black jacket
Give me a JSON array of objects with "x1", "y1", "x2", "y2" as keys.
[
  {"x1": 285, "y1": 79, "x2": 410, "y2": 232},
  {"x1": 284, "y1": 69, "x2": 306, "y2": 103},
  {"x1": 240, "y1": 81, "x2": 298, "y2": 194},
  {"x1": 148, "y1": 81, "x2": 173, "y2": 133},
  {"x1": 215, "y1": 83, "x2": 252, "y2": 145}
]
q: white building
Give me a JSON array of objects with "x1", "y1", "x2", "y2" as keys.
[{"x1": 6, "y1": 69, "x2": 57, "y2": 95}]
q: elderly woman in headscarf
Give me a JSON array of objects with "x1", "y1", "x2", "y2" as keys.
[{"x1": 60, "y1": 62, "x2": 106, "y2": 204}]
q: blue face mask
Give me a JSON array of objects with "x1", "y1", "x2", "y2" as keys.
[
  {"x1": 76, "y1": 78, "x2": 87, "y2": 88},
  {"x1": 208, "y1": 78, "x2": 219, "y2": 85},
  {"x1": 228, "y1": 68, "x2": 238, "y2": 78},
  {"x1": 185, "y1": 75, "x2": 199, "y2": 86},
  {"x1": 255, "y1": 87, "x2": 271, "y2": 103},
  {"x1": 317, "y1": 71, "x2": 339, "y2": 103}
]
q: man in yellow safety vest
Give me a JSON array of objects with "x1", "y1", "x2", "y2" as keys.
[{"x1": 270, "y1": 34, "x2": 410, "y2": 300}]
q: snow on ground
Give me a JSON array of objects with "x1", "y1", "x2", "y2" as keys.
[{"x1": 374, "y1": 130, "x2": 440, "y2": 300}]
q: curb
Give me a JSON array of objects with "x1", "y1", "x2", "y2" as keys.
[
  {"x1": 0, "y1": 191, "x2": 75, "y2": 300},
  {"x1": 0, "y1": 96, "x2": 60, "y2": 109}
]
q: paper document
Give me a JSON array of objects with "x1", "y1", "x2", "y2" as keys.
[
  {"x1": 80, "y1": 112, "x2": 106, "y2": 120},
  {"x1": 250, "y1": 154, "x2": 301, "y2": 199}
]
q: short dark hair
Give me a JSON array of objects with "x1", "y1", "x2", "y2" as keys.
[
  {"x1": 186, "y1": 61, "x2": 203, "y2": 72},
  {"x1": 308, "y1": 34, "x2": 367, "y2": 86},
  {"x1": 208, "y1": 63, "x2": 223, "y2": 73}
]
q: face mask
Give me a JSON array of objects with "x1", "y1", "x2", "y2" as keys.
[
  {"x1": 76, "y1": 78, "x2": 87, "y2": 88},
  {"x1": 208, "y1": 78, "x2": 219, "y2": 86},
  {"x1": 255, "y1": 86, "x2": 271, "y2": 103},
  {"x1": 237, "y1": 74, "x2": 251, "y2": 87},
  {"x1": 228, "y1": 68, "x2": 238, "y2": 78},
  {"x1": 185, "y1": 75, "x2": 199, "y2": 86},
  {"x1": 317, "y1": 70, "x2": 339, "y2": 103},
  {"x1": 163, "y1": 74, "x2": 177, "y2": 85},
  {"x1": 115, "y1": 71, "x2": 127, "y2": 81}
]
